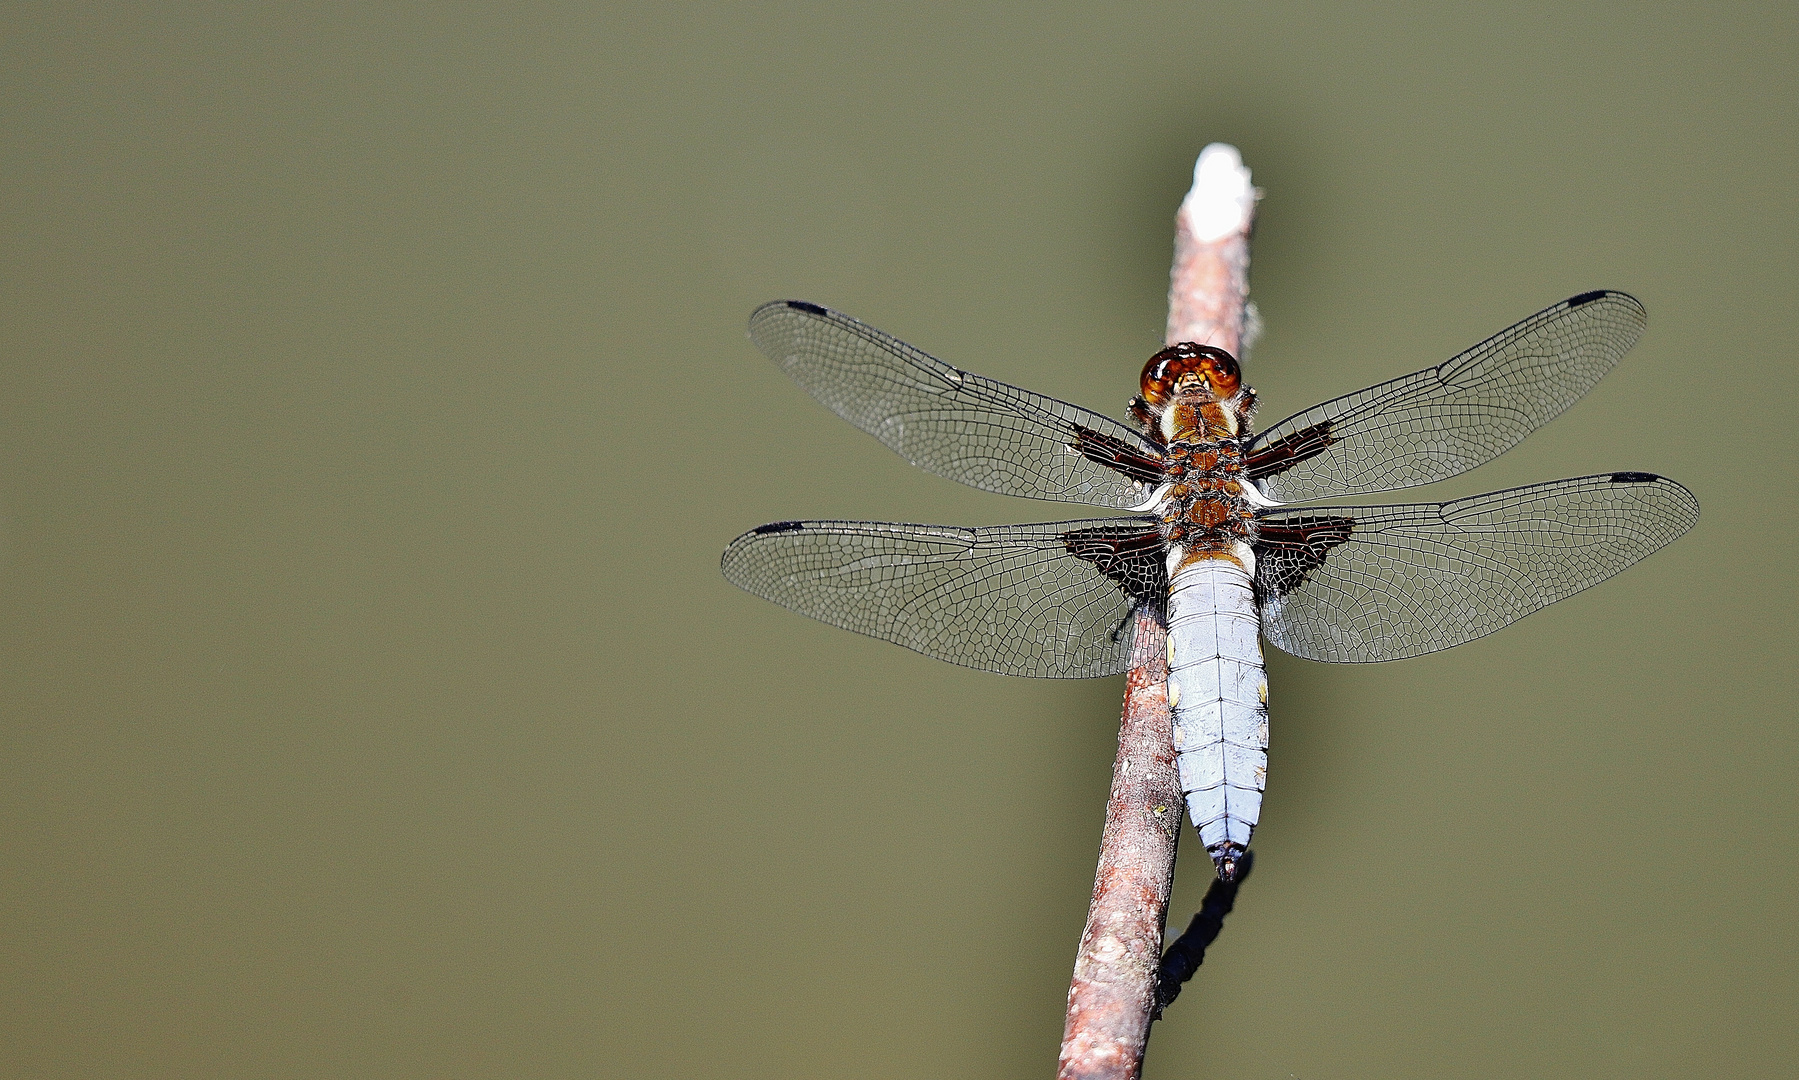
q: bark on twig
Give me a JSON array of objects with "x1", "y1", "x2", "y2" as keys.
[
  {"x1": 1056, "y1": 609, "x2": 1180, "y2": 1079},
  {"x1": 1057, "y1": 144, "x2": 1258, "y2": 1080},
  {"x1": 1165, "y1": 144, "x2": 1259, "y2": 358}
]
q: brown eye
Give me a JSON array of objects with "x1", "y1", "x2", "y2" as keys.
[
  {"x1": 1198, "y1": 353, "x2": 1240, "y2": 396},
  {"x1": 1139, "y1": 343, "x2": 1241, "y2": 404}
]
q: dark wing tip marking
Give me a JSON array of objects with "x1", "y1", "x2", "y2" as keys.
[
  {"x1": 752, "y1": 520, "x2": 806, "y2": 534},
  {"x1": 1563, "y1": 290, "x2": 1646, "y2": 319},
  {"x1": 1608, "y1": 471, "x2": 1660, "y2": 484},
  {"x1": 785, "y1": 300, "x2": 829, "y2": 316}
]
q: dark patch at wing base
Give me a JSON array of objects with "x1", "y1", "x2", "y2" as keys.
[
  {"x1": 1062, "y1": 524, "x2": 1169, "y2": 610},
  {"x1": 1253, "y1": 515, "x2": 1356, "y2": 599},
  {"x1": 1073, "y1": 424, "x2": 1166, "y2": 486},
  {"x1": 1244, "y1": 420, "x2": 1336, "y2": 482}
]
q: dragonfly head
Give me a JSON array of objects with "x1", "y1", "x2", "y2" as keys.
[
  {"x1": 1142, "y1": 343, "x2": 1255, "y2": 441},
  {"x1": 1140, "y1": 342, "x2": 1242, "y2": 406}
]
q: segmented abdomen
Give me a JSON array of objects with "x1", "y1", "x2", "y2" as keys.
[{"x1": 1165, "y1": 558, "x2": 1268, "y2": 878}]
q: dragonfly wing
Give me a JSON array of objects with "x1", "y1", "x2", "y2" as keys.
[
  {"x1": 721, "y1": 517, "x2": 1166, "y2": 678},
  {"x1": 1253, "y1": 472, "x2": 1698, "y2": 663},
  {"x1": 749, "y1": 301, "x2": 1164, "y2": 508},
  {"x1": 1247, "y1": 291, "x2": 1647, "y2": 502}
]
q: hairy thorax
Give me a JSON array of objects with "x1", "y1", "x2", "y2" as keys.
[
  {"x1": 1157, "y1": 398, "x2": 1259, "y2": 573},
  {"x1": 1131, "y1": 343, "x2": 1263, "y2": 576}
]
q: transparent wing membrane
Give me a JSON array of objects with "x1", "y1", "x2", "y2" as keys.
[
  {"x1": 749, "y1": 301, "x2": 1161, "y2": 508},
  {"x1": 1255, "y1": 473, "x2": 1698, "y2": 663},
  {"x1": 720, "y1": 517, "x2": 1163, "y2": 678},
  {"x1": 1248, "y1": 291, "x2": 1647, "y2": 502},
  {"x1": 729, "y1": 295, "x2": 1697, "y2": 676}
]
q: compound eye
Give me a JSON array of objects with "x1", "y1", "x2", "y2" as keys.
[
  {"x1": 1199, "y1": 353, "x2": 1240, "y2": 397},
  {"x1": 1139, "y1": 343, "x2": 1241, "y2": 405}
]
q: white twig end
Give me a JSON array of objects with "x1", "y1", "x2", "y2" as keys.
[{"x1": 1179, "y1": 143, "x2": 1257, "y2": 243}]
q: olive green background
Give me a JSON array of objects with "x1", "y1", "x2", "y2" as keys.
[{"x1": 3, "y1": 4, "x2": 1794, "y2": 1078}]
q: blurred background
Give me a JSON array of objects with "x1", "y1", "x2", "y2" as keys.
[{"x1": 2, "y1": 4, "x2": 1794, "y2": 1078}]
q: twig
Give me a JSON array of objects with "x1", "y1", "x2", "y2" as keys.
[
  {"x1": 1056, "y1": 609, "x2": 1180, "y2": 1079},
  {"x1": 1057, "y1": 144, "x2": 1259, "y2": 1080},
  {"x1": 1165, "y1": 144, "x2": 1260, "y2": 357}
]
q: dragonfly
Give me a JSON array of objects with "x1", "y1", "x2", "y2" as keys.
[{"x1": 721, "y1": 292, "x2": 1698, "y2": 880}]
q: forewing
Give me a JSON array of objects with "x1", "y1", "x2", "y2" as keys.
[
  {"x1": 1255, "y1": 473, "x2": 1698, "y2": 662},
  {"x1": 721, "y1": 517, "x2": 1165, "y2": 678},
  {"x1": 749, "y1": 301, "x2": 1163, "y2": 508},
  {"x1": 1247, "y1": 291, "x2": 1647, "y2": 502}
]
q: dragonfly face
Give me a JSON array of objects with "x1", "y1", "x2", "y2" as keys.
[{"x1": 722, "y1": 292, "x2": 1698, "y2": 876}]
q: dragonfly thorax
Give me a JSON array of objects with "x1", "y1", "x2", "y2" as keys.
[
  {"x1": 1144, "y1": 344, "x2": 1261, "y2": 575},
  {"x1": 1156, "y1": 435, "x2": 1259, "y2": 573}
]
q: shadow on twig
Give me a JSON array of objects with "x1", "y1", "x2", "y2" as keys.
[{"x1": 1153, "y1": 850, "x2": 1254, "y2": 1019}]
